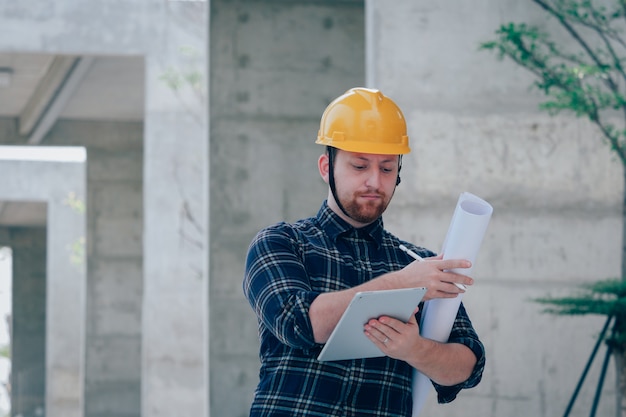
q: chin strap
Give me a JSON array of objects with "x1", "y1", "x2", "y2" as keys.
[{"x1": 327, "y1": 147, "x2": 352, "y2": 218}]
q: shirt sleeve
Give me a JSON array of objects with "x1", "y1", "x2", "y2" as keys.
[
  {"x1": 243, "y1": 224, "x2": 319, "y2": 350},
  {"x1": 431, "y1": 302, "x2": 486, "y2": 403}
]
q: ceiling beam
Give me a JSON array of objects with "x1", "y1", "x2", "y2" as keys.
[
  {"x1": 19, "y1": 56, "x2": 77, "y2": 136},
  {"x1": 24, "y1": 56, "x2": 95, "y2": 145}
]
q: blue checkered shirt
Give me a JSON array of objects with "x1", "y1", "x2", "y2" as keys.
[{"x1": 243, "y1": 201, "x2": 485, "y2": 416}]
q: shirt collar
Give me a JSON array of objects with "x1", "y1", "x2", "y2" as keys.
[{"x1": 316, "y1": 201, "x2": 384, "y2": 247}]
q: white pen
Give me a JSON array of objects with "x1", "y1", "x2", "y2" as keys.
[{"x1": 398, "y1": 244, "x2": 466, "y2": 290}]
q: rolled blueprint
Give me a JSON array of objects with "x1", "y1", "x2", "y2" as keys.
[{"x1": 411, "y1": 192, "x2": 493, "y2": 416}]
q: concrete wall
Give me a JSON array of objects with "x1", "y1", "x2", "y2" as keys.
[
  {"x1": 209, "y1": 1, "x2": 365, "y2": 415},
  {"x1": 368, "y1": 1, "x2": 621, "y2": 416}
]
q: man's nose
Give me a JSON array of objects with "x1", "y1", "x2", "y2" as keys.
[{"x1": 365, "y1": 169, "x2": 382, "y2": 188}]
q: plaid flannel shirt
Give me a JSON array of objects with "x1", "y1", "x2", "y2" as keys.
[{"x1": 243, "y1": 201, "x2": 485, "y2": 417}]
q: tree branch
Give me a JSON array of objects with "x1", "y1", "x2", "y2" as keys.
[{"x1": 532, "y1": 0, "x2": 621, "y2": 95}]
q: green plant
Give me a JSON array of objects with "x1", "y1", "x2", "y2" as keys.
[
  {"x1": 63, "y1": 191, "x2": 85, "y2": 214},
  {"x1": 68, "y1": 236, "x2": 85, "y2": 267},
  {"x1": 480, "y1": 1, "x2": 626, "y2": 168},
  {"x1": 535, "y1": 278, "x2": 626, "y2": 346},
  {"x1": 158, "y1": 45, "x2": 206, "y2": 125}
]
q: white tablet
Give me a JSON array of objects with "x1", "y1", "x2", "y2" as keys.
[{"x1": 317, "y1": 287, "x2": 427, "y2": 362}]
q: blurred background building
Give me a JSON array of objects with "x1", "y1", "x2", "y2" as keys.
[{"x1": 0, "y1": 1, "x2": 621, "y2": 416}]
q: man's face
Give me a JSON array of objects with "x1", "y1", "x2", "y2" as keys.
[{"x1": 330, "y1": 150, "x2": 400, "y2": 225}]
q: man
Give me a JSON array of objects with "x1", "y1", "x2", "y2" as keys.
[{"x1": 243, "y1": 88, "x2": 485, "y2": 416}]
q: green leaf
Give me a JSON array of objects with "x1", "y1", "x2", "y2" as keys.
[
  {"x1": 534, "y1": 278, "x2": 626, "y2": 345},
  {"x1": 0, "y1": 344, "x2": 9, "y2": 359}
]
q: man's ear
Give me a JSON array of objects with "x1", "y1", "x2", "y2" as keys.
[{"x1": 318, "y1": 153, "x2": 330, "y2": 184}]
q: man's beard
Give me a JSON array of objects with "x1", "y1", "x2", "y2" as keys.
[{"x1": 340, "y1": 191, "x2": 390, "y2": 224}]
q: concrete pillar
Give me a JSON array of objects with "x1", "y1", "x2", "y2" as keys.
[{"x1": 142, "y1": 2, "x2": 210, "y2": 416}]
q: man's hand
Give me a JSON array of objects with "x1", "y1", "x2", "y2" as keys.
[
  {"x1": 364, "y1": 308, "x2": 421, "y2": 361},
  {"x1": 396, "y1": 255, "x2": 473, "y2": 301},
  {"x1": 364, "y1": 306, "x2": 477, "y2": 386}
]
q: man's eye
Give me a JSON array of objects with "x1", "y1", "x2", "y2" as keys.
[{"x1": 353, "y1": 165, "x2": 366, "y2": 170}]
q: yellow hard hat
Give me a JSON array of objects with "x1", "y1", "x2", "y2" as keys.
[{"x1": 316, "y1": 87, "x2": 410, "y2": 155}]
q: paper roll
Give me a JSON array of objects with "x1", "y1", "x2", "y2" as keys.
[{"x1": 411, "y1": 192, "x2": 493, "y2": 416}]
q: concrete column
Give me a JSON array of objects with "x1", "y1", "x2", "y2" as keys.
[
  {"x1": 142, "y1": 2, "x2": 210, "y2": 416},
  {"x1": 0, "y1": 146, "x2": 87, "y2": 417}
]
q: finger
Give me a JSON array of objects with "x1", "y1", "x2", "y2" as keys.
[
  {"x1": 429, "y1": 283, "x2": 466, "y2": 300},
  {"x1": 442, "y1": 271, "x2": 474, "y2": 287},
  {"x1": 441, "y1": 280, "x2": 468, "y2": 291},
  {"x1": 438, "y1": 282, "x2": 467, "y2": 295},
  {"x1": 364, "y1": 329, "x2": 383, "y2": 347},
  {"x1": 365, "y1": 321, "x2": 389, "y2": 341},
  {"x1": 377, "y1": 316, "x2": 405, "y2": 333},
  {"x1": 375, "y1": 315, "x2": 418, "y2": 339},
  {"x1": 420, "y1": 265, "x2": 471, "y2": 289},
  {"x1": 364, "y1": 326, "x2": 391, "y2": 349},
  {"x1": 452, "y1": 281, "x2": 468, "y2": 290},
  {"x1": 437, "y1": 259, "x2": 472, "y2": 271}
]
